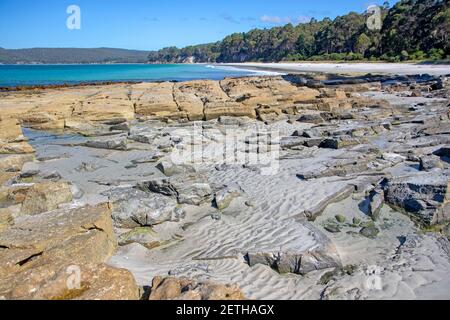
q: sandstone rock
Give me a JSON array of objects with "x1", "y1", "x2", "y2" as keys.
[
  {"x1": 384, "y1": 172, "x2": 450, "y2": 225},
  {"x1": 298, "y1": 159, "x2": 370, "y2": 180},
  {"x1": 69, "y1": 264, "x2": 139, "y2": 300},
  {"x1": 0, "y1": 207, "x2": 13, "y2": 232},
  {"x1": 71, "y1": 87, "x2": 135, "y2": 122},
  {"x1": 148, "y1": 277, "x2": 246, "y2": 300},
  {"x1": 133, "y1": 82, "x2": 179, "y2": 117},
  {"x1": 0, "y1": 185, "x2": 32, "y2": 206},
  {"x1": 255, "y1": 105, "x2": 283, "y2": 123},
  {"x1": 218, "y1": 116, "x2": 251, "y2": 126},
  {"x1": 173, "y1": 81, "x2": 206, "y2": 121},
  {"x1": 220, "y1": 76, "x2": 319, "y2": 109},
  {"x1": 0, "y1": 262, "x2": 139, "y2": 300},
  {"x1": 302, "y1": 184, "x2": 355, "y2": 219},
  {"x1": 319, "y1": 88, "x2": 347, "y2": 99},
  {"x1": 64, "y1": 119, "x2": 110, "y2": 136},
  {"x1": 156, "y1": 160, "x2": 196, "y2": 177},
  {"x1": 0, "y1": 116, "x2": 23, "y2": 142},
  {"x1": 0, "y1": 141, "x2": 34, "y2": 154},
  {"x1": 0, "y1": 204, "x2": 119, "y2": 299},
  {"x1": 105, "y1": 187, "x2": 182, "y2": 228},
  {"x1": 0, "y1": 116, "x2": 34, "y2": 155},
  {"x1": 0, "y1": 172, "x2": 17, "y2": 186},
  {"x1": 84, "y1": 134, "x2": 128, "y2": 150},
  {"x1": 20, "y1": 182, "x2": 73, "y2": 215}
]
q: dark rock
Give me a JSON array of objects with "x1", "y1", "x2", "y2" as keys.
[
  {"x1": 368, "y1": 189, "x2": 384, "y2": 221},
  {"x1": 359, "y1": 226, "x2": 380, "y2": 239},
  {"x1": 319, "y1": 136, "x2": 360, "y2": 149},
  {"x1": 419, "y1": 155, "x2": 444, "y2": 171},
  {"x1": 324, "y1": 224, "x2": 341, "y2": 233},
  {"x1": 297, "y1": 114, "x2": 324, "y2": 124},
  {"x1": 139, "y1": 174, "x2": 212, "y2": 206},
  {"x1": 384, "y1": 173, "x2": 450, "y2": 225}
]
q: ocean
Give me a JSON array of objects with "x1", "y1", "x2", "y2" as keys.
[{"x1": 0, "y1": 64, "x2": 267, "y2": 87}]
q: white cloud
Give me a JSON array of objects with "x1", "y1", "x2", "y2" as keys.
[{"x1": 260, "y1": 15, "x2": 311, "y2": 25}]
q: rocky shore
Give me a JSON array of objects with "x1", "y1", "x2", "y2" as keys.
[{"x1": 0, "y1": 73, "x2": 449, "y2": 300}]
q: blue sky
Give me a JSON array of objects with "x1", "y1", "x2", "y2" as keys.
[{"x1": 0, "y1": 0, "x2": 396, "y2": 51}]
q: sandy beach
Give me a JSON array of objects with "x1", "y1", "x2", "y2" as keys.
[{"x1": 222, "y1": 62, "x2": 450, "y2": 76}]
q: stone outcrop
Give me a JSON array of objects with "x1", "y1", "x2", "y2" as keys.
[
  {"x1": 20, "y1": 182, "x2": 73, "y2": 215},
  {"x1": 0, "y1": 76, "x2": 330, "y2": 127},
  {"x1": 0, "y1": 204, "x2": 139, "y2": 300},
  {"x1": 104, "y1": 187, "x2": 183, "y2": 228},
  {"x1": 148, "y1": 276, "x2": 246, "y2": 300},
  {"x1": 0, "y1": 116, "x2": 34, "y2": 155},
  {"x1": 139, "y1": 173, "x2": 213, "y2": 206},
  {"x1": 245, "y1": 222, "x2": 342, "y2": 275},
  {"x1": 384, "y1": 173, "x2": 449, "y2": 225}
]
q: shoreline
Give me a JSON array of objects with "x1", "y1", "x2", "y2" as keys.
[{"x1": 221, "y1": 62, "x2": 450, "y2": 76}]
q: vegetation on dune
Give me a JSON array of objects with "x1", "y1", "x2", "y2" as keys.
[{"x1": 148, "y1": 0, "x2": 449, "y2": 63}]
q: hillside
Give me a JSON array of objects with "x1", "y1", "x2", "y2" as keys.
[
  {"x1": 0, "y1": 47, "x2": 150, "y2": 64},
  {"x1": 148, "y1": 0, "x2": 449, "y2": 63}
]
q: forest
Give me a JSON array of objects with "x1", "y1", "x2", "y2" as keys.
[{"x1": 147, "y1": 0, "x2": 449, "y2": 63}]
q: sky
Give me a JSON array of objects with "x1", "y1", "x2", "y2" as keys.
[{"x1": 0, "y1": 0, "x2": 397, "y2": 51}]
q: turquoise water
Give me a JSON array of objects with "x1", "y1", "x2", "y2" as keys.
[{"x1": 0, "y1": 64, "x2": 257, "y2": 87}]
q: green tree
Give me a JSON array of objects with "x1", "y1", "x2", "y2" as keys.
[{"x1": 355, "y1": 33, "x2": 371, "y2": 55}]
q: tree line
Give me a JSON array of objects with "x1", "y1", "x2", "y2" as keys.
[{"x1": 148, "y1": 0, "x2": 449, "y2": 63}]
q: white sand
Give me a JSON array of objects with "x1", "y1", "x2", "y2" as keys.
[{"x1": 223, "y1": 62, "x2": 450, "y2": 76}]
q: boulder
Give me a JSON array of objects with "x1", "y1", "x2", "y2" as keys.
[
  {"x1": 148, "y1": 277, "x2": 246, "y2": 300},
  {"x1": 156, "y1": 160, "x2": 196, "y2": 177},
  {"x1": 319, "y1": 136, "x2": 360, "y2": 149},
  {"x1": 0, "y1": 141, "x2": 34, "y2": 155},
  {"x1": 105, "y1": 187, "x2": 183, "y2": 228},
  {"x1": 359, "y1": 226, "x2": 380, "y2": 239},
  {"x1": 297, "y1": 113, "x2": 324, "y2": 124},
  {"x1": 0, "y1": 204, "x2": 129, "y2": 299},
  {"x1": 419, "y1": 155, "x2": 444, "y2": 171},
  {"x1": 139, "y1": 174, "x2": 212, "y2": 206},
  {"x1": 84, "y1": 134, "x2": 128, "y2": 150},
  {"x1": 214, "y1": 184, "x2": 244, "y2": 210},
  {"x1": 368, "y1": 189, "x2": 384, "y2": 221},
  {"x1": 20, "y1": 182, "x2": 73, "y2": 215},
  {"x1": 0, "y1": 116, "x2": 34, "y2": 155}
]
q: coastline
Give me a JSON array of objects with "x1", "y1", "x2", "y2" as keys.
[{"x1": 220, "y1": 62, "x2": 450, "y2": 76}]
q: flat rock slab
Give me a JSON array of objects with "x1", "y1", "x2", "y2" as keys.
[{"x1": 384, "y1": 171, "x2": 450, "y2": 225}]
